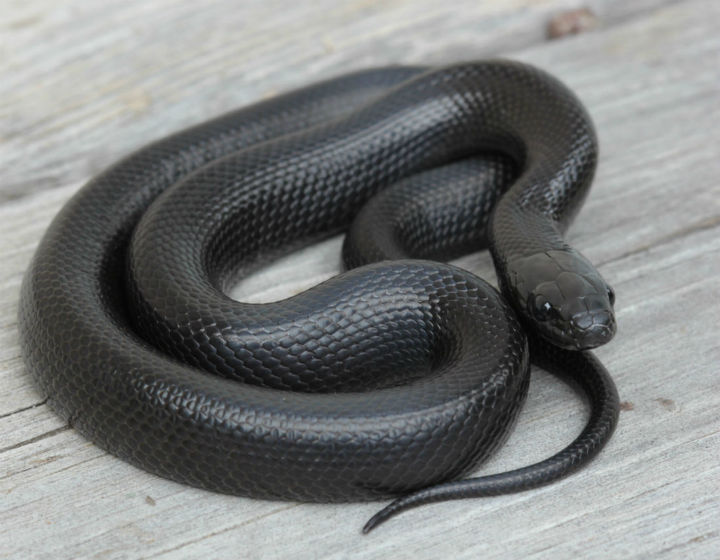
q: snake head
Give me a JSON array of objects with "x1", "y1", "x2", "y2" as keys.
[{"x1": 504, "y1": 249, "x2": 616, "y2": 350}]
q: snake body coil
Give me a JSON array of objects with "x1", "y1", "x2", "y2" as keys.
[{"x1": 19, "y1": 61, "x2": 619, "y2": 532}]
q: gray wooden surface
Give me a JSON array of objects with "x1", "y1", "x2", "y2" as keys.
[{"x1": 1, "y1": 0, "x2": 719, "y2": 558}]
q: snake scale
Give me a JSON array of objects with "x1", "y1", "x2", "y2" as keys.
[{"x1": 19, "y1": 60, "x2": 619, "y2": 533}]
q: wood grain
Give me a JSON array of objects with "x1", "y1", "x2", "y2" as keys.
[
  {"x1": 1, "y1": 0, "x2": 676, "y2": 202},
  {"x1": 1, "y1": 0, "x2": 719, "y2": 558}
]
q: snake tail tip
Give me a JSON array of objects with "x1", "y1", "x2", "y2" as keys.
[
  {"x1": 361, "y1": 514, "x2": 383, "y2": 535},
  {"x1": 361, "y1": 502, "x2": 402, "y2": 535}
]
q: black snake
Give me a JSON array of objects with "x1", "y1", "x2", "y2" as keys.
[{"x1": 19, "y1": 60, "x2": 619, "y2": 533}]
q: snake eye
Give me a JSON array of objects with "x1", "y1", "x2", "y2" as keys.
[
  {"x1": 532, "y1": 295, "x2": 554, "y2": 322},
  {"x1": 606, "y1": 285, "x2": 615, "y2": 306}
]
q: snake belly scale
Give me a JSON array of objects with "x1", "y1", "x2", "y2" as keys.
[{"x1": 18, "y1": 60, "x2": 620, "y2": 533}]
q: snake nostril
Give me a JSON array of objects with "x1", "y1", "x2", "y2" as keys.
[
  {"x1": 572, "y1": 312, "x2": 595, "y2": 330},
  {"x1": 606, "y1": 285, "x2": 615, "y2": 306}
]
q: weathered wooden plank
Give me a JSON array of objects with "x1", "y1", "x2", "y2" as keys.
[
  {"x1": 1, "y1": 0, "x2": 719, "y2": 558},
  {"x1": 1, "y1": 0, "x2": 675, "y2": 202}
]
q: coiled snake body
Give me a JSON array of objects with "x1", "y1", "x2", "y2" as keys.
[{"x1": 19, "y1": 61, "x2": 619, "y2": 533}]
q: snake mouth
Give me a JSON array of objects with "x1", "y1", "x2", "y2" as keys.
[
  {"x1": 572, "y1": 307, "x2": 616, "y2": 349},
  {"x1": 570, "y1": 323, "x2": 616, "y2": 350},
  {"x1": 554, "y1": 311, "x2": 616, "y2": 350}
]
